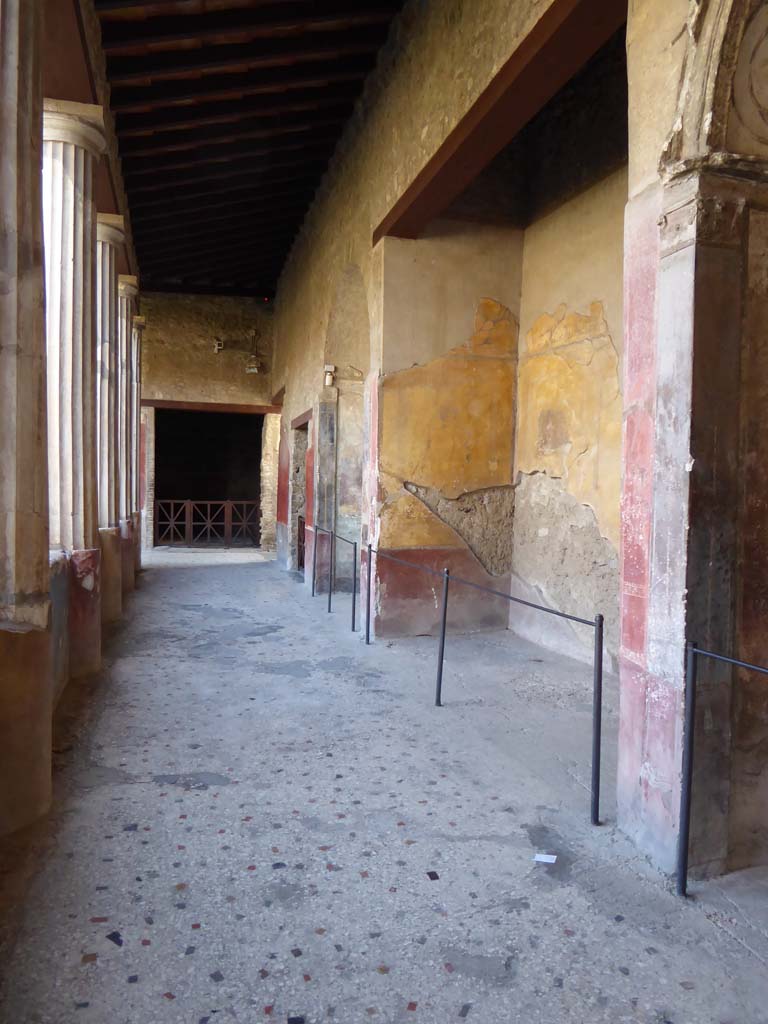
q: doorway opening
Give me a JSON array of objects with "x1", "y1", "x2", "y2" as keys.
[
  {"x1": 290, "y1": 422, "x2": 310, "y2": 570},
  {"x1": 153, "y1": 408, "x2": 263, "y2": 547}
]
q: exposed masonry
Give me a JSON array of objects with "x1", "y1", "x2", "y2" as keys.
[
  {"x1": 404, "y1": 472, "x2": 619, "y2": 659},
  {"x1": 404, "y1": 482, "x2": 515, "y2": 577},
  {"x1": 512, "y1": 472, "x2": 619, "y2": 658}
]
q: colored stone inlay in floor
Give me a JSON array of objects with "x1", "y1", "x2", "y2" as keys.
[{"x1": 0, "y1": 550, "x2": 766, "y2": 1023}]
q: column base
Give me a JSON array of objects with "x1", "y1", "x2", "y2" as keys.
[
  {"x1": 49, "y1": 550, "x2": 70, "y2": 705},
  {"x1": 120, "y1": 518, "x2": 135, "y2": 595},
  {"x1": 99, "y1": 527, "x2": 122, "y2": 624},
  {"x1": 70, "y1": 547, "x2": 102, "y2": 678},
  {"x1": 0, "y1": 625, "x2": 53, "y2": 836}
]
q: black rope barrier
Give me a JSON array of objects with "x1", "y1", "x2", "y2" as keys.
[
  {"x1": 676, "y1": 643, "x2": 768, "y2": 897},
  {"x1": 303, "y1": 526, "x2": 606, "y2": 827},
  {"x1": 300, "y1": 524, "x2": 768, "y2": 893}
]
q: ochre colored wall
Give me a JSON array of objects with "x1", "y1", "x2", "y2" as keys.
[
  {"x1": 142, "y1": 292, "x2": 273, "y2": 406},
  {"x1": 379, "y1": 222, "x2": 524, "y2": 375},
  {"x1": 380, "y1": 300, "x2": 517, "y2": 529},
  {"x1": 270, "y1": 0, "x2": 559, "y2": 428},
  {"x1": 375, "y1": 298, "x2": 518, "y2": 637},
  {"x1": 512, "y1": 168, "x2": 627, "y2": 656},
  {"x1": 517, "y1": 168, "x2": 626, "y2": 548}
]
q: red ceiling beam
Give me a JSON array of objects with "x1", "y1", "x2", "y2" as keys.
[
  {"x1": 120, "y1": 111, "x2": 348, "y2": 157},
  {"x1": 123, "y1": 132, "x2": 335, "y2": 177},
  {"x1": 110, "y1": 62, "x2": 369, "y2": 113},
  {"x1": 128, "y1": 160, "x2": 326, "y2": 197},
  {"x1": 101, "y1": 4, "x2": 396, "y2": 54},
  {"x1": 131, "y1": 170, "x2": 319, "y2": 208},
  {"x1": 106, "y1": 31, "x2": 385, "y2": 85},
  {"x1": 118, "y1": 86, "x2": 354, "y2": 137}
]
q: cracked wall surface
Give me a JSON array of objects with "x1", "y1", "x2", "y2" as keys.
[
  {"x1": 379, "y1": 297, "x2": 517, "y2": 555},
  {"x1": 512, "y1": 473, "x2": 619, "y2": 659},
  {"x1": 404, "y1": 482, "x2": 515, "y2": 577},
  {"x1": 510, "y1": 169, "x2": 625, "y2": 653}
]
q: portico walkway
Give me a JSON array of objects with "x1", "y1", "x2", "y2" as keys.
[{"x1": 0, "y1": 551, "x2": 765, "y2": 1023}]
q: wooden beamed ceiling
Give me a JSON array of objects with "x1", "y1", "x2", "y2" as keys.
[{"x1": 96, "y1": 0, "x2": 404, "y2": 297}]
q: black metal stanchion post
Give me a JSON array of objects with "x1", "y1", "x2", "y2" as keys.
[
  {"x1": 591, "y1": 613, "x2": 604, "y2": 826},
  {"x1": 434, "y1": 568, "x2": 450, "y2": 707},
  {"x1": 351, "y1": 541, "x2": 357, "y2": 632},
  {"x1": 676, "y1": 641, "x2": 698, "y2": 897},
  {"x1": 311, "y1": 527, "x2": 318, "y2": 597},
  {"x1": 365, "y1": 543, "x2": 372, "y2": 645}
]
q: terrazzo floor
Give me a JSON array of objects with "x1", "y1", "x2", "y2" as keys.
[{"x1": 1, "y1": 549, "x2": 767, "y2": 1024}]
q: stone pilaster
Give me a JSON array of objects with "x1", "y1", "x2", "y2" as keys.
[
  {"x1": 43, "y1": 98, "x2": 106, "y2": 677},
  {"x1": 96, "y1": 214, "x2": 124, "y2": 623},
  {"x1": 0, "y1": 0, "x2": 53, "y2": 835},
  {"x1": 132, "y1": 315, "x2": 145, "y2": 570},
  {"x1": 118, "y1": 276, "x2": 137, "y2": 592},
  {"x1": 618, "y1": 170, "x2": 753, "y2": 876}
]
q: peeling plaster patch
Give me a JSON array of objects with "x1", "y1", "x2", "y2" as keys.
[
  {"x1": 517, "y1": 300, "x2": 622, "y2": 550},
  {"x1": 512, "y1": 473, "x2": 619, "y2": 657},
  {"x1": 404, "y1": 482, "x2": 514, "y2": 576}
]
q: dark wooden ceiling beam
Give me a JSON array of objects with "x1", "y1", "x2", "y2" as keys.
[
  {"x1": 110, "y1": 61, "x2": 369, "y2": 113},
  {"x1": 118, "y1": 86, "x2": 354, "y2": 137},
  {"x1": 135, "y1": 216, "x2": 298, "y2": 246},
  {"x1": 130, "y1": 169, "x2": 319, "y2": 207},
  {"x1": 120, "y1": 110, "x2": 348, "y2": 157},
  {"x1": 140, "y1": 280, "x2": 276, "y2": 299},
  {"x1": 123, "y1": 132, "x2": 335, "y2": 177},
  {"x1": 106, "y1": 30, "x2": 386, "y2": 85},
  {"x1": 139, "y1": 251, "x2": 285, "y2": 276},
  {"x1": 134, "y1": 191, "x2": 311, "y2": 227},
  {"x1": 127, "y1": 156, "x2": 328, "y2": 195},
  {"x1": 142, "y1": 262, "x2": 282, "y2": 284},
  {"x1": 96, "y1": 0, "x2": 195, "y2": 11},
  {"x1": 101, "y1": 4, "x2": 396, "y2": 54},
  {"x1": 373, "y1": 0, "x2": 626, "y2": 243},
  {"x1": 140, "y1": 244, "x2": 281, "y2": 270}
]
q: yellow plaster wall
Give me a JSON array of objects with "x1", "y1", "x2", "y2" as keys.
[
  {"x1": 269, "y1": 0, "x2": 559, "y2": 424},
  {"x1": 380, "y1": 299, "x2": 517, "y2": 549},
  {"x1": 626, "y1": 0, "x2": 689, "y2": 197},
  {"x1": 516, "y1": 168, "x2": 627, "y2": 549},
  {"x1": 380, "y1": 222, "x2": 523, "y2": 374}
]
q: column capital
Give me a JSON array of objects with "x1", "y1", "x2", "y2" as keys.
[
  {"x1": 132, "y1": 315, "x2": 146, "y2": 331},
  {"x1": 97, "y1": 213, "x2": 126, "y2": 248},
  {"x1": 118, "y1": 275, "x2": 139, "y2": 299},
  {"x1": 43, "y1": 99, "x2": 106, "y2": 157}
]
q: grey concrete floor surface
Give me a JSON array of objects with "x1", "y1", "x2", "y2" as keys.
[{"x1": 0, "y1": 549, "x2": 767, "y2": 1024}]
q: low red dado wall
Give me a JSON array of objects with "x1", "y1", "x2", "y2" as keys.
[{"x1": 374, "y1": 547, "x2": 510, "y2": 638}]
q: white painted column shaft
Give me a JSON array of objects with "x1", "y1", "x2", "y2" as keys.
[
  {"x1": 42, "y1": 100, "x2": 106, "y2": 551},
  {"x1": 0, "y1": 0, "x2": 48, "y2": 629},
  {"x1": 96, "y1": 215, "x2": 124, "y2": 529},
  {"x1": 132, "y1": 316, "x2": 145, "y2": 517},
  {"x1": 118, "y1": 276, "x2": 137, "y2": 523}
]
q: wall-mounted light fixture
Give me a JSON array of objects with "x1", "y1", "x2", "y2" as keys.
[{"x1": 324, "y1": 364, "x2": 336, "y2": 387}]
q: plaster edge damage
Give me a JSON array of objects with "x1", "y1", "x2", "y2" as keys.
[
  {"x1": 405, "y1": 472, "x2": 619, "y2": 662},
  {"x1": 512, "y1": 472, "x2": 619, "y2": 660},
  {"x1": 403, "y1": 481, "x2": 515, "y2": 576}
]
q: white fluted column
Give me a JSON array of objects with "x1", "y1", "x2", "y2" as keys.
[
  {"x1": 43, "y1": 98, "x2": 106, "y2": 677},
  {"x1": 0, "y1": 0, "x2": 53, "y2": 835},
  {"x1": 132, "y1": 315, "x2": 145, "y2": 571},
  {"x1": 95, "y1": 214, "x2": 124, "y2": 622},
  {"x1": 118, "y1": 275, "x2": 137, "y2": 592}
]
